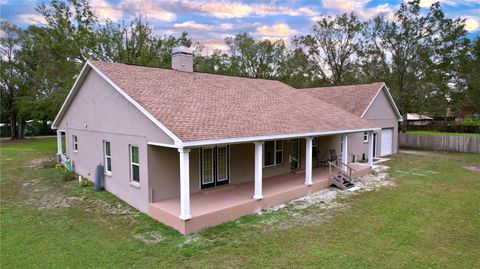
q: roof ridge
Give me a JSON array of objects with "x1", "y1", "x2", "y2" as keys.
[{"x1": 88, "y1": 59, "x2": 292, "y2": 86}]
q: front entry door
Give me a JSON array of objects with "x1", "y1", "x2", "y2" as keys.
[
  {"x1": 201, "y1": 146, "x2": 230, "y2": 189},
  {"x1": 290, "y1": 139, "x2": 300, "y2": 169}
]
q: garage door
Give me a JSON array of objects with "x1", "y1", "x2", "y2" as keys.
[{"x1": 380, "y1": 128, "x2": 393, "y2": 156}]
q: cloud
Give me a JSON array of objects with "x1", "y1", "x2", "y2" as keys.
[
  {"x1": 418, "y1": 0, "x2": 479, "y2": 8},
  {"x1": 257, "y1": 23, "x2": 296, "y2": 36},
  {"x1": 17, "y1": 13, "x2": 47, "y2": 25},
  {"x1": 90, "y1": 0, "x2": 123, "y2": 21},
  {"x1": 321, "y1": 0, "x2": 393, "y2": 19},
  {"x1": 220, "y1": 23, "x2": 233, "y2": 30},
  {"x1": 120, "y1": 0, "x2": 176, "y2": 22},
  {"x1": 260, "y1": 36, "x2": 290, "y2": 45},
  {"x1": 199, "y1": 38, "x2": 229, "y2": 53},
  {"x1": 174, "y1": 20, "x2": 212, "y2": 31},
  {"x1": 185, "y1": 1, "x2": 316, "y2": 18},
  {"x1": 464, "y1": 17, "x2": 479, "y2": 32}
]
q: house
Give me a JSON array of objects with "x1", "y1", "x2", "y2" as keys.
[
  {"x1": 52, "y1": 48, "x2": 400, "y2": 234},
  {"x1": 407, "y1": 113, "x2": 433, "y2": 125},
  {"x1": 303, "y1": 83, "x2": 402, "y2": 159}
]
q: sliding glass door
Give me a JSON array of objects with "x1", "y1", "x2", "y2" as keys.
[{"x1": 201, "y1": 146, "x2": 230, "y2": 189}]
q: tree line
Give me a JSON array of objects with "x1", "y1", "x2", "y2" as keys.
[{"x1": 1, "y1": 0, "x2": 479, "y2": 139}]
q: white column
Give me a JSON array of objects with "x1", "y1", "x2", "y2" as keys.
[
  {"x1": 342, "y1": 134, "x2": 349, "y2": 172},
  {"x1": 368, "y1": 132, "x2": 374, "y2": 166},
  {"x1": 305, "y1": 137, "x2": 313, "y2": 186},
  {"x1": 253, "y1": 142, "x2": 263, "y2": 200},
  {"x1": 178, "y1": 148, "x2": 191, "y2": 220},
  {"x1": 56, "y1": 130, "x2": 62, "y2": 155}
]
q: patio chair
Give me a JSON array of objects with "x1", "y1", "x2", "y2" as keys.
[{"x1": 329, "y1": 149, "x2": 338, "y2": 165}]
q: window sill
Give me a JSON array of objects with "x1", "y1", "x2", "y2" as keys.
[
  {"x1": 104, "y1": 172, "x2": 112, "y2": 177},
  {"x1": 129, "y1": 181, "x2": 140, "y2": 189},
  {"x1": 72, "y1": 150, "x2": 78, "y2": 154},
  {"x1": 363, "y1": 141, "x2": 369, "y2": 143},
  {"x1": 263, "y1": 163, "x2": 283, "y2": 168}
]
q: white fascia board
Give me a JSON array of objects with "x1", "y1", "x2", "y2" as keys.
[
  {"x1": 83, "y1": 61, "x2": 183, "y2": 145},
  {"x1": 361, "y1": 83, "x2": 403, "y2": 121},
  {"x1": 181, "y1": 127, "x2": 381, "y2": 148},
  {"x1": 51, "y1": 63, "x2": 91, "y2": 129},
  {"x1": 147, "y1": 141, "x2": 180, "y2": 148}
]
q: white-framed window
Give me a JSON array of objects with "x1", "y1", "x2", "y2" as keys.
[
  {"x1": 264, "y1": 140, "x2": 283, "y2": 167},
  {"x1": 104, "y1": 141, "x2": 111, "y2": 174},
  {"x1": 72, "y1": 135, "x2": 78, "y2": 152},
  {"x1": 363, "y1": 132, "x2": 368, "y2": 143},
  {"x1": 129, "y1": 145, "x2": 140, "y2": 184}
]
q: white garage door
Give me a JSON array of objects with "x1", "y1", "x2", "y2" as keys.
[{"x1": 380, "y1": 128, "x2": 393, "y2": 156}]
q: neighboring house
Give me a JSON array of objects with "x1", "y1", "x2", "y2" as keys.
[
  {"x1": 303, "y1": 83, "x2": 403, "y2": 159},
  {"x1": 52, "y1": 48, "x2": 399, "y2": 234},
  {"x1": 406, "y1": 113, "x2": 434, "y2": 125}
]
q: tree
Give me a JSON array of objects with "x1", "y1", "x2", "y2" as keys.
[
  {"x1": 97, "y1": 17, "x2": 192, "y2": 68},
  {"x1": 364, "y1": 0, "x2": 467, "y2": 126},
  {"x1": 295, "y1": 13, "x2": 364, "y2": 85},
  {"x1": 0, "y1": 21, "x2": 24, "y2": 139},
  {"x1": 224, "y1": 33, "x2": 287, "y2": 79}
]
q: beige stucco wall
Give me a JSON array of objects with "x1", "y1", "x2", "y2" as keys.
[
  {"x1": 362, "y1": 89, "x2": 399, "y2": 156},
  {"x1": 148, "y1": 136, "x2": 345, "y2": 202},
  {"x1": 56, "y1": 69, "x2": 175, "y2": 213}
]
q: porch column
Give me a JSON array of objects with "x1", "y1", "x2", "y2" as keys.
[
  {"x1": 368, "y1": 132, "x2": 374, "y2": 166},
  {"x1": 253, "y1": 141, "x2": 263, "y2": 200},
  {"x1": 178, "y1": 148, "x2": 191, "y2": 220},
  {"x1": 342, "y1": 134, "x2": 348, "y2": 172},
  {"x1": 56, "y1": 130, "x2": 62, "y2": 155},
  {"x1": 305, "y1": 137, "x2": 313, "y2": 186}
]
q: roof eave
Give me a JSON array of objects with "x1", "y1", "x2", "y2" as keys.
[{"x1": 180, "y1": 127, "x2": 381, "y2": 148}]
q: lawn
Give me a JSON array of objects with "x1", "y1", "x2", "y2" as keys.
[
  {"x1": 1, "y1": 138, "x2": 479, "y2": 268},
  {"x1": 406, "y1": 130, "x2": 480, "y2": 136}
]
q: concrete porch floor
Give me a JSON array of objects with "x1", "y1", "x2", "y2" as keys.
[{"x1": 148, "y1": 163, "x2": 371, "y2": 234}]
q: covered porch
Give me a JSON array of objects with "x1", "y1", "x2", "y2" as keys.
[{"x1": 148, "y1": 154, "x2": 372, "y2": 235}]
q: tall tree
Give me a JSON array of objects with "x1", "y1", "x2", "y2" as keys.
[
  {"x1": 0, "y1": 22, "x2": 24, "y2": 139},
  {"x1": 97, "y1": 17, "x2": 191, "y2": 68},
  {"x1": 364, "y1": 0, "x2": 466, "y2": 125},
  {"x1": 224, "y1": 33, "x2": 287, "y2": 79},
  {"x1": 295, "y1": 13, "x2": 364, "y2": 85}
]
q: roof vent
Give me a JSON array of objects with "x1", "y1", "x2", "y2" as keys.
[{"x1": 172, "y1": 46, "x2": 193, "y2": 72}]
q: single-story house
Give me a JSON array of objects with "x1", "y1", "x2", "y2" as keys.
[
  {"x1": 52, "y1": 48, "x2": 401, "y2": 234},
  {"x1": 407, "y1": 113, "x2": 434, "y2": 125}
]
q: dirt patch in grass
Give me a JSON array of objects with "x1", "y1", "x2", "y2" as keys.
[
  {"x1": 257, "y1": 165, "x2": 393, "y2": 231},
  {"x1": 464, "y1": 166, "x2": 480, "y2": 171},
  {"x1": 25, "y1": 157, "x2": 54, "y2": 168},
  {"x1": 133, "y1": 231, "x2": 164, "y2": 244}
]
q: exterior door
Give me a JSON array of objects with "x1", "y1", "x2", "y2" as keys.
[
  {"x1": 201, "y1": 146, "x2": 230, "y2": 189},
  {"x1": 380, "y1": 128, "x2": 393, "y2": 156},
  {"x1": 290, "y1": 139, "x2": 300, "y2": 169}
]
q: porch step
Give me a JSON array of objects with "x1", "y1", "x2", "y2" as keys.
[{"x1": 330, "y1": 174, "x2": 356, "y2": 190}]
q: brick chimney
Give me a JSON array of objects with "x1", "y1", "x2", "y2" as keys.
[{"x1": 172, "y1": 46, "x2": 193, "y2": 72}]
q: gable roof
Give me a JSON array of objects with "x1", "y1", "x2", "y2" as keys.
[
  {"x1": 302, "y1": 82, "x2": 402, "y2": 120},
  {"x1": 53, "y1": 60, "x2": 378, "y2": 145}
]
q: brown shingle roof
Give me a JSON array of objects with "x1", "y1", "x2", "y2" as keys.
[
  {"x1": 90, "y1": 61, "x2": 377, "y2": 142},
  {"x1": 302, "y1": 83, "x2": 384, "y2": 116}
]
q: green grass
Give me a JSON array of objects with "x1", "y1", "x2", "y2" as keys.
[
  {"x1": 1, "y1": 139, "x2": 480, "y2": 268},
  {"x1": 406, "y1": 130, "x2": 480, "y2": 136}
]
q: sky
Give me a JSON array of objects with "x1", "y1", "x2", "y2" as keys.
[{"x1": 1, "y1": 0, "x2": 479, "y2": 53}]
